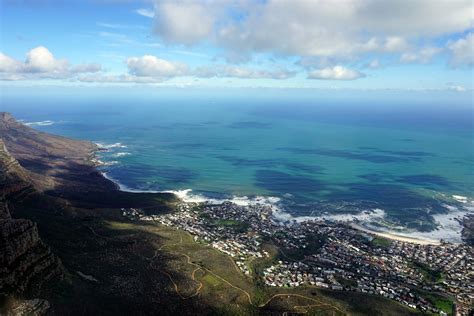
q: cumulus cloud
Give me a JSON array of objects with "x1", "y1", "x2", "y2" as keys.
[
  {"x1": 23, "y1": 46, "x2": 69, "y2": 73},
  {"x1": 126, "y1": 55, "x2": 189, "y2": 77},
  {"x1": 447, "y1": 33, "x2": 474, "y2": 67},
  {"x1": 124, "y1": 54, "x2": 295, "y2": 80},
  {"x1": 0, "y1": 46, "x2": 102, "y2": 80},
  {"x1": 400, "y1": 47, "x2": 442, "y2": 64},
  {"x1": 382, "y1": 36, "x2": 409, "y2": 52},
  {"x1": 307, "y1": 66, "x2": 365, "y2": 80},
  {"x1": 152, "y1": 0, "x2": 472, "y2": 60},
  {"x1": 153, "y1": 0, "x2": 221, "y2": 44},
  {"x1": 0, "y1": 53, "x2": 21, "y2": 73}
]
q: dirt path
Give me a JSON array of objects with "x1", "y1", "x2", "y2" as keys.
[{"x1": 148, "y1": 226, "x2": 346, "y2": 314}]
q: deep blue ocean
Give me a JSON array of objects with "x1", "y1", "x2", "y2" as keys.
[{"x1": 2, "y1": 88, "x2": 473, "y2": 241}]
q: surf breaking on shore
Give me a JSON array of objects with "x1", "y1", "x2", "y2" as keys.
[{"x1": 98, "y1": 166, "x2": 472, "y2": 245}]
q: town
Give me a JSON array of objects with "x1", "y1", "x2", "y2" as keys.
[{"x1": 122, "y1": 201, "x2": 473, "y2": 316}]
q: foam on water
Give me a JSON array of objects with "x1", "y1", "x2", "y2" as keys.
[
  {"x1": 101, "y1": 172, "x2": 161, "y2": 193},
  {"x1": 95, "y1": 142, "x2": 127, "y2": 149},
  {"x1": 162, "y1": 189, "x2": 282, "y2": 207},
  {"x1": 112, "y1": 152, "x2": 131, "y2": 158},
  {"x1": 24, "y1": 120, "x2": 55, "y2": 126},
  {"x1": 99, "y1": 157, "x2": 473, "y2": 244}
]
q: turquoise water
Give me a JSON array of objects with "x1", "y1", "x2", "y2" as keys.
[{"x1": 3, "y1": 90, "x2": 473, "y2": 235}]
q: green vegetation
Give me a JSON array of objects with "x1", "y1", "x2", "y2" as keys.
[
  {"x1": 211, "y1": 218, "x2": 250, "y2": 233},
  {"x1": 426, "y1": 295, "x2": 453, "y2": 314},
  {"x1": 12, "y1": 191, "x2": 421, "y2": 315},
  {"x1": 277, "y1": 233, "x2": 326, "y2": 261},
  {"x1": 413, "y1": 290, "x2": 454, "y2": 315},
  {"x1": 335, "y1": 275, "x2": 357, "y2": 288},
  {"x1": 56, "y1": 190, "x2": 178, "y2": 213},
  {"x1": 412, "y1": 261, "x2": 444, "y2": 283},
  {"x1": 371, "y1": 236, "x2": 392, "y2": 248}
]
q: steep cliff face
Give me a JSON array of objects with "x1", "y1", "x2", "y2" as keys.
[
  {"x1": 0, "y1": 139, "x2": 62, "y2": 298},
  {"x1": 0, "y1": 139, "x2": 34, "y2": 201},
  {"x1": 0, "y1": 112, "x2": 116, "y2": 193}
]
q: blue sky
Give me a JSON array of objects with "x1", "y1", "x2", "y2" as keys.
[{"x1": 0, "y1": 0, "x2": 472, "y2": 92}]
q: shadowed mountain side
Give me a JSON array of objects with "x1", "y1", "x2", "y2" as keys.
[
  {"x1": 0, "y1": 139, "x2": 63, "y2": 301},
  {"x1": 0, "y1": 114, "x2": 212, "y2": 314},
  {"x1": 0, "y1": 112, "x2": 117, "y2": 194},
  {"x1": 11, "y1": 198, "x2": 215, "y2": 315}
]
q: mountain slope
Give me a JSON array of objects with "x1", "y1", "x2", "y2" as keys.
[
  {"x1": 0, "y1": 112, "x2": 116, "y2": 194},
  {"x1": 0, "y1": 139, "x2": 63, "y2": 299}
]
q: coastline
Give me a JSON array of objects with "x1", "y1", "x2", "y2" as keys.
[
  {"x1": 97, "y1": 165, "x2": 470, "y2": 245},
  {"x1": 350, "y1": 223, "x2": 441, "y2": 245},
  {"x1": 91, "y1": 141, "x2": 471, "y2": 246}
]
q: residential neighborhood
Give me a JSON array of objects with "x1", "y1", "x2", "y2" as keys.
[{"x1": 123, "y1": 201, "x2": 473, "y2": 315}]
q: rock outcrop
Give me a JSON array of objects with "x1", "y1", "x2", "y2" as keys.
[
  {"x1": 0, "y1": 139, "x2": 35, "y2": 201},
  {"x1": 0, "y1": 138, "x2": 62, "y2": 298},
  {"x1": 5, "y1": 298, "x2": 51, "y2": 315}
]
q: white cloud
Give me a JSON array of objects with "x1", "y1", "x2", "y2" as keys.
[
  {"x1": 400, "y1": 46, "x2": 442, "y2": 64},
  {"x1": 126, "y1": 55, "x2": 188, "y2": 77},
  {"x1": 0, "y1": 53, "x2": 22, "y2": 73},
  {"x1": 448, "y1": 84, "x2": 467, "y2": 92},
  {"x1": 307, "y1": 66, "x2": 365, "y2": 80},
  {"x1": 383, "y1": 36, "x2": 409, "y2": 52},
  {"x1": 367, "y1": 59, "x2": 380, "y2": 69},
  {"x1": 447, "y1": 33, "x2": 474, "y2": 67},
  {"x1": 124, "y1": 54, "x2": 295, "y2": 80},
  {"x1": 153, "y1": 0, "x2": 219, "y2": 44},
  {"x1": 194, "y1": 65, "x2": 295, "y2": 79},
  {"x1": 135, "y1": 8, "x2": 155, "y2": 18},
  {"x1": 71, "y1": 63, "x2": 102, "y2": 73},
  {"x1": 152, "y1": 0, "x2": 472, "y2": 61},
  {"x1": 78, "y1": 73, "x2": 163, "y2": 84},
  {"x1": 97, "y1": 22, "x2": 126, "y2": 29},
  {"x1": 23, "y1": 46, "x2": 69, "y2": 73},
  {"x1": 0, "y1": 46, "x2": 103, "y2": 80}
]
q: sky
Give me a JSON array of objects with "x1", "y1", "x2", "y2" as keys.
[{"x1": 0, "y1": 0, "x2": 473, "y2": 92}]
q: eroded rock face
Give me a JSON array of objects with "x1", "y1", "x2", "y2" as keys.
[
  {"x1": 0, "y1": 210, "x2": 63, "y2": 296},
  {"x1": 0, "y1": 138, "x2": 63, "y2": 297},
  {"x1": 0, "y1": 139, "x2": 34, "y2": 201},
  {"x1": 5, "y1": 298, "x2": 50, "y2": 316}
]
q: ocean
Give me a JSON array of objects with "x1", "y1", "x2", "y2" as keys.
[{"x1": 3, "y1": 88, "x2": 473, "y2": 242}]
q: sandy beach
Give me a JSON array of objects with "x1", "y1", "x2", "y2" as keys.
[{"x1": 350, "y1": 223, "x2": 441, "y2": 245}]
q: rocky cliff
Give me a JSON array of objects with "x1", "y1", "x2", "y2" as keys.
[{"x1": 0, "y1": 138, "x2": 62, "y2": 298}]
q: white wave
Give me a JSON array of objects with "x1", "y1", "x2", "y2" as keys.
[
  {"x1": 96, "y1": 170, "x2": 474, "y2": 244},
  {"x1": 95, "y1": 142, "x2": 127, "y2": 149},
  {"x1": 389, "y1": 202, "x2": 473, "y2": 243},
  {"x1": 24, "y1": 120, "x2": 55, "y2": 126},
  {"x1": 452, "y1": 195, "x2": 468, "y2": 203},
  {"x1": 102, "y1": 161, "x2": 119, "y2": 166},
  {"x1": 112, "y1": 152, "x2": 131, "y2": 158},
  {"x1": 100, "y1": 172, "x2": 161, "y2": 193},
  {"x1": 322, "y1": 208, "x2": 386, "y2": 222},
  {"x1": 273, "y1": 199, "x2": 473, "y2": 244},
  {"x1": 272, "y1": 207, "x2": 387, "y2": 224},
  {"x1": 161, "y1": 189, "x2": 282, "y2": 207}
]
